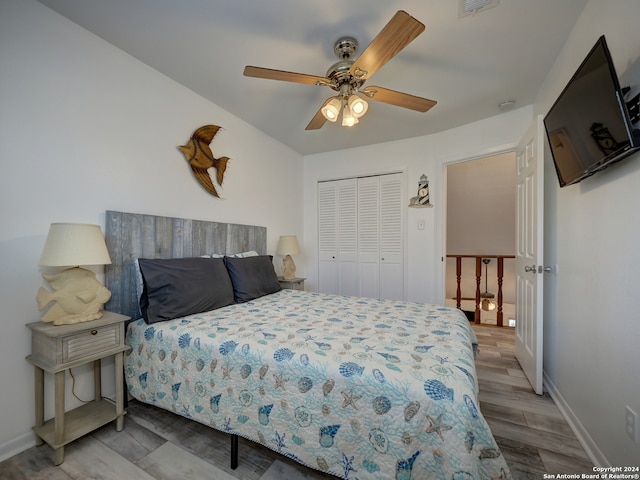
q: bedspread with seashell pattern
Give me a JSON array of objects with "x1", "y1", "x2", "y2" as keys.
[{"x1": 125, "y1": 289, "x2": 511, "y2": 480}]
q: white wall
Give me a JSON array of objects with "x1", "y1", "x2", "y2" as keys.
[
  {"x1": 0, "y1": 0, "x2": 303, "y2": 460},
  {"x1": 536, "y1": 0, "x2": 640, "y2": 466},
  {"x1": 302, "y1": 106, "x2": 532, "y2": 305}
]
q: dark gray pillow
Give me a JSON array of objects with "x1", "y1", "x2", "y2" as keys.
[
  {"x1": 138, "y1": 257, "x2": 234, "y2": 324},
  {"x1": 223, "y1": 255, "x2": 281, "y2": 303}
]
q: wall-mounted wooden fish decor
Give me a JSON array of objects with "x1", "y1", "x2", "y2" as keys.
[{"x1": 179, "y1": 125, "x2": 229, "y2": 198}]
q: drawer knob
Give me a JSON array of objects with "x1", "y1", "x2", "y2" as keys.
[{"x1": 91, "y1": 329, "x2": 98, "y2": 335}]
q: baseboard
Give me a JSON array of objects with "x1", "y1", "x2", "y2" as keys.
[
  {"x1": 0, "y1": 430, "x2": 36, "y2": 463},
  {"x1": 543, "y1": 371, "x2": 609, "y2": 467}
]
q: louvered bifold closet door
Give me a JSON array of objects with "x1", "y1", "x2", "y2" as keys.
[
  {"x1": 318, "y1": 178, "x2": 358, "y2": 295},
  {"x1": 357, "y1": 176, "x2": 381, "y2": 298},
  {"x1": 379, "y1": 173, "x2": 403, "y2": 300}
]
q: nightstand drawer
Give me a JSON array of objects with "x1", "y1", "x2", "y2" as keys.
[{"x1": 63, "y1": 324, "x2": 120, "y2": 363}]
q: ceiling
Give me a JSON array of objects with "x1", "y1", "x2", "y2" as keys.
[{"x1": 37, "y1": 0, "x2": 588, "y2": 155}]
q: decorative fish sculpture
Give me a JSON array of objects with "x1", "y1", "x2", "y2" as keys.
[
  {"x1": 178, "y1": 125, "x2": 229, "y2": 198},
  {"x1": 36, "y1": 268, "x2": 111, "y2": 325}
]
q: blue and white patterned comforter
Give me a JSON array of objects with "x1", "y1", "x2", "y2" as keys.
[{"x1": 125, "y1": 289, "x2": 510, "y2": 479}]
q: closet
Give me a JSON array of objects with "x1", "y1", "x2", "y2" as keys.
[{"x1": 318, "y1": 172, "x2": 404, "y2": 300}]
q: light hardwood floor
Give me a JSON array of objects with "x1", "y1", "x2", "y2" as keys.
[{"x1": 1, "y1": 324, "x2": 593, "y2": 479}]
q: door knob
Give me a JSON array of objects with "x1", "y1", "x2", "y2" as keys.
[
  {"x1": 541, "y1": 266, "x2": 553, "y2": 273},
  {"x1": 524, "y1": 265, "x2": 537, "y2": 273}
]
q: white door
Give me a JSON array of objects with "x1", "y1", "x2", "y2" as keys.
[
  {"x1": 379, "y1": 173, "x2": 403, "y2": 300},
  {"x1": 515, "y1": 114, "x2": 545, "y2": 395}
]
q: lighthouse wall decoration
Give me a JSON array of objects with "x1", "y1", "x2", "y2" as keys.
[{"x1": 409, "y1": 174, "x2": 432, "y2": 207}]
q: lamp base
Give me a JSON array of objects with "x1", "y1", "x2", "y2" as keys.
[
  {"x1": 281, "y1": 255, "x2": 297, "y2": 280},
  {"x1": 36, "y1": 267, "x2": 112, "y2": 325}
]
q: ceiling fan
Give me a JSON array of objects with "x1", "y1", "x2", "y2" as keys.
[{"x1": 243, "y1": 10, "x2": 437, "y2": 130}]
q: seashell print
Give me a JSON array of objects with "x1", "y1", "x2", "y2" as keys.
[
  {"x1": 363, "y1": 459, "x2": 380, "y2": 473},
  {"x1": 294, "y1": 406, "x2": 312, "y2": 427},
  {"x1": 455, "y1": 365, "x2": 476, "y2": 387},
  {"x1": 137, "y1": 344, "x2": 144, "y2": 355},
  {"x1": 319, "y1": 424, "x2": 340, "y2": 448},
  {"x1": 144, "y1": 326, "x2": 155, "y2": 341},
  {"x1": 217, "y1": 327, "x2": 228, "y2": 333},
  {"x1": 322, "y1": 404, "x2": 331, "y2": 415},
  {"x1": 339, "y1": 362, "x2": 364, "y2": 377},
  {"x1": 431, "y1": 330, "x2": 450, "y2": 336},
  {"x1": 240, "y1": 364, "x2": 252, "y2": 379},
  {"x1": 322, "y1": 379, "x2": 335, "y2": 396},
  {"x1": 273, "y1": 348, "x2": 295, "y2": 362},
  {"x1": 194, "y1": 405, "x2": 203, "y2": 413},
  {"x1": 464, "y1": 394, "x2": 479, "y2": 418},
  {"x1": 424, "y1": 379, "x2": 454, "y2": 401},
  {"x1": 171, "y1": 382, "x2": 181, "y2": 400},
  {"x1": 210, "y1": 358, "x2": 218, "y2": 372},
  {"x1": 404, "y1": 401, "x2": 420, "y2": 421},
  {"x1": 465, "y1": 431, "x2": 475, "y2": 453},
  {"x1": 478, "y1": 447, "x2": 501, "y2": 459},
  {"x1": 401, "y1": 432, "x2": 412, "y2": 445},
  {"x1": 210, "y1": 394, "x2": 222, "y2": 413},
  {"x1": 368, "y1": 369, "x2": 385, "y2": 386},
  {"x1": 396, "y1": 451, "x2": 420, "y2": 479},
  {"x1": 259, "y1": 386, "x2": 265, "y2": 396},
  {"x1": 349, "y1": 337, "x2": 366, "y2": 343},
  {"x1": 237, "y1": 415, "x2": 249, "y2": 424},
  {"x1": 414, "y1": 345, "x2": 434, "y2": 353},
  {"x1": 219, "y1": 340, "x2": 238, "y2": 355},
  {"x1": 170, "y1": 351, "x2": 178, "y2": 363},
  {"x1": 292, "y1": 435, "x2": 305, "y2": 445},
  {"x1": 158, "y1": 349, "x2": 166, "y2": 361},
  {"x1": 298, "y1": 376, "x2": 313, "y2": 393},
  {"x1": 262, "y1": 332, "x2": 276, "y2": 340},
  {"x1": 195, "y1": 358, "x2": 205, "y2": 372},
  {"x1": 238, "y1": 390, "x2": 252, "y2": 406},
  {"x1": 314, "y1": 342, "x2": 331, "y2": 350},
  {"x1": 377, "y1": 352, "x2": 400, "y2": 363},
  {"x1": 259, "y1": 364, "x2": 269, "y2": 379},
  {"x1": 178, "y1": 333, "x2": 191, "y2": 349},
  {"x1": 280, "y1": 399, "x2": 288, "y2": 411},
  {"x1": 139, "y1": 372, "x2": 148, "y2": 389},
  {"x1": 299, "y1": 353, "x2": 309, "y2": 366},
  {"x1": 316, "y1": 457, "x2": 329, "y2": 471},
  {"x1": 349, "y1": 417, "x2": 360, "y2": 433},
  {"x1": 157, "y1": 330, "x2": 163, "y2": 341},
  {"x1": 372, "y1": 396, "x2": 392, "y2": 415},
  {"x1": 368, "y1": 428, "x2": 388, "y2": 453},
  {"x1": 411, "y1": 354, "x2": 423, "y2": 362},
  {"x1": 241, "y1": 343, "x2": 250, "y2": 355},
  {"x1": 258, "y1": 432, "x2": 266, "y2": 444},
  {"x1": 194, "y1": 338, "x2": 201, "y2": 350},
  {"x1": 258, "y1": 404, "x2": 274, "y2": 426}
]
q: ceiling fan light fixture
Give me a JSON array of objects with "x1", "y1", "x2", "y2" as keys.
[
  {"x1": 321, "y1": 97, "x2": 342, "y2": 122},
  {"x1": 348, "y1": 94, "x2": 368, "y2": 118},
  {"x1": 342, "y1": 104, "x2": 358, "y2": 127}
]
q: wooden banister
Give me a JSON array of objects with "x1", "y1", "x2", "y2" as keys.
[{"x1": 447, "y1": 254, "x2": 515, "y2": 327}]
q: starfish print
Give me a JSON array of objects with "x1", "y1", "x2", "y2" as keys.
[
  {"x1": 341, "y1": 390, "x2": 362, "y2": 410},
  {"x1": 273, "y1": 373, "x2": 289, "y2": 390},
  {"x1": 425, "y1": 414, "x2": 452, "y2": 441},
  {"x1": 222, "y1": 365, "x2": 233, "y2": 379}
]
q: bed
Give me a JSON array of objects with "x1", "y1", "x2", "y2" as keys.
[{"x1": 105, "y1": 211, "x2": 511, "y2": 480}]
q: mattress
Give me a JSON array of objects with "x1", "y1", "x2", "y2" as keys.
[{"x1": 125, "y1": 289, "x2": 510, "y2": 479}]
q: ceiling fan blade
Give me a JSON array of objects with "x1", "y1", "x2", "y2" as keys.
[
  {"x1": 349, "y1": 11, "x2": 425, "y2": 81},
  {"x1": 305, "y1": 101, "x2": 330, "y2": 130},
  {"x1": 244, "y1": 66, "x2": 329, "y2": 86},
  {"x1": 363, "y1": 86, "x2": 437, "y2": 112}
]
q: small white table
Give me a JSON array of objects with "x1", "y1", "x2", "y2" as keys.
[
  {"x1": 278, "y1": 276, "x2": 305, "y2": 290},
  {"x1": 26, "y1": 311, "x2": 130, "y2": 465}
]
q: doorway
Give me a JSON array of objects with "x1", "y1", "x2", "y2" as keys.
[{"x1": 444, "y1": 152, "x2": 517, "y2": 325}]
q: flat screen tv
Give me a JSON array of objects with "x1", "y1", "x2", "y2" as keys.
[{"x1": 544, "y1": 35, "x2": 640, "y2": 187}]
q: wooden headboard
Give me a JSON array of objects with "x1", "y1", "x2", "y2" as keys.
[{"x1": 104, "y1": 210, "x2": 267, "y2": 320}]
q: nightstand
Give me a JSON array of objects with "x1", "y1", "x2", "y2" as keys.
[
  {"x1": 26, "y1": 311, "x2": 130, "y2": 465},
  {"x1": 278, "y1": 277, "x2": 305, "y2": 290}
]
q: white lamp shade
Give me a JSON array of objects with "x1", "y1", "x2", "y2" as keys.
[
  {"x1": 39, "y1": 223, "x2": 112, "y2": 267},
  {"x1": 348, "y1": 94, "x2": 368, "y2": 118},
  {"x1": 321, "y1": 97, "x2": 341, "y2": 122},
  {"x1": 277, "y1": 235, "x2": 301, "y2": 256}
]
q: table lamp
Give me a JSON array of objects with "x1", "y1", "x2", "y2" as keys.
[
  {"x1": 37, "y1": 223, "x2": 112, "y2": 325},
  {"x1": 277, "y1": 235, "x2": 300, "y2": 280}
]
